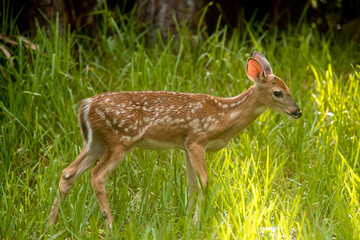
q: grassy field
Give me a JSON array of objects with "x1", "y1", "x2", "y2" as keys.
[{"x1": 1, "y1": 7, "x2": 360, "y2": 239}]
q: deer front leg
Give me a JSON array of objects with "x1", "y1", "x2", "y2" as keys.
[
  {"x1": 185, "y1": 152, "x2": 197, "y2": 209},
  {"x1": 185, "y1": 141, "x2": 207, "y2": 223}
]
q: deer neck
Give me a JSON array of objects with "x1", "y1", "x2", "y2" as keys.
[{"x1": 223, "y1": 85, "x2": 266, "y2": 132}]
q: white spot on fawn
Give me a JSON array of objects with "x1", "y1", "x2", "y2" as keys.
[
  {"x1": 189, "y1": 119, "x2": 200, "y2": 128},
  {"x1": 174, "y1": 118, "x2": 184, "y2": 123},
  {"x1": 133, "y1": 134, "x2": 142, "y2": 141},
  {"x1": 105, "y1": 120, "x2": 112, "y2": 128},
  {"x1": 120, "y1": 136, "x2": 131, "y2": 141},
  {"x1": 105, "y1": 107, "x2": 112, "y2": 114},
  {"x1": 95, "y1": 108, "x2": 106, "y2": 120},
  {"x1": 118, "y1": 119, "x2": 126, "y2": 128}
]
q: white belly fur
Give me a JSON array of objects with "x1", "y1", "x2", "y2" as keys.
[
  {"x1": 205, "y1": 139, "x2": 229, "y2": 152},
  {"x1": 137, "y1": 138, "x2": 228, "y2": 152},
  {"x1": 137, "y1": 138, "x2": 184, "y2": 150}
]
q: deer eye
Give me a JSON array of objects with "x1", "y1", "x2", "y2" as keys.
[{"x1": 273, "y1": 91, "x2": 283, "y2": 98}]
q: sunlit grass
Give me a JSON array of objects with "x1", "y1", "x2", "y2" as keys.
[{"x1": 1, "y1": 6, "x2": 359, "y2": 239}]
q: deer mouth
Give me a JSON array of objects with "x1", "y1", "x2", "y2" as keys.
[{"x1": 287, "y1": 109, "x2": 302, "y2": 119}]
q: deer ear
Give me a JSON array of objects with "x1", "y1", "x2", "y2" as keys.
[
  {"x1": 246, "y1": 58, "x2": 265, "y2": 83},
  {"x1": 252, "y1": 51, "x2": 273, "y2": 76}
]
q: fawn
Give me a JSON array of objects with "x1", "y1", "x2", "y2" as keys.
[{"x1": 49, "y1": 51, "x2": 302, "y2": 228}]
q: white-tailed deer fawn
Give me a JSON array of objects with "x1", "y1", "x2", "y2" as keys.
[{"x1": 49, "y1": 51, "x2": 302, "y2": 228}]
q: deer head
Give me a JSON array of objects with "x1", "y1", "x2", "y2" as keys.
[{"x1": 246, "y1": 51, "x2": 302, "y2": 119}]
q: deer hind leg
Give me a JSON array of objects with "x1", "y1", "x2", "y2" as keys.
[
  {"x1": 90, "y1": 145, "x2": 132, "y2": 230},
  {"x1": 185, "y1": 142, "x2": 208, "y2": 223},
  {"x1": 48, "y1": 135, "x2": 104, "y2": 225}
]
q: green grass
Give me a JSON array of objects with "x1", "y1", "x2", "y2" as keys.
[{"x1": 1, "y1": 7, "x2": 360, "y2": 239}]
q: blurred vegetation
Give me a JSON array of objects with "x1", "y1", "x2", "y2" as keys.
[{"x1": 2, "y1": 0, "x2": 360, "y2": 38}]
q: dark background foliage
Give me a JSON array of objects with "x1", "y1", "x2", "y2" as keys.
[{"x1": 2, "y1": 0, "x2": 360, "y2": 40}]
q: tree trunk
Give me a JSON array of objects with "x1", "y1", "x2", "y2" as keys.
[
  {"x1": 136, "y1": 0, "x2": 204, "y2": 39},
  {"x1": 27, "y1": 0, "x2": 102, "y2": 36}
]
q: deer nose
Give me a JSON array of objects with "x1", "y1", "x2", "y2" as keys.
[{"x1": 291, "y1": 109, "x2": 302, "y2": 118}]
